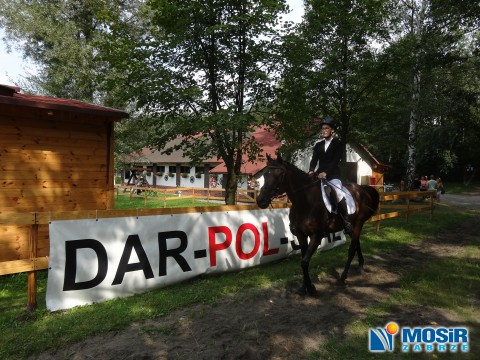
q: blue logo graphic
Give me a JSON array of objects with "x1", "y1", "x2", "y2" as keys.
[{"x1": 369, "y1": 322, "x2": 398, "y2": 352}]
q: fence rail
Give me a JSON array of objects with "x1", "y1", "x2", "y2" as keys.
[
  {"x1": 0, "y1": 189, "x2": 436, "y2": 310},
  {"x1": 115, "y1": 185, "x2": 285, "y2": 206}
]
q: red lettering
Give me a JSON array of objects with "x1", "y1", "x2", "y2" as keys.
[
  {"x1": 235, "y1": 223, "x2": 260, "y2": 260},
  {"x1": 262, "y1": 222, "x2": 279, "y2": 256},
  {"x1": 208, "y1": 226, "x2": 232, "y2": 266},
  {"x1": 209, "y1": 222, "x2": 280, "y2": 266}
]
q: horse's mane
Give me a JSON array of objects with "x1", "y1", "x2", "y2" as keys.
[{"x1": 267, "y1": 157, "x2": 312, "y2": 184}]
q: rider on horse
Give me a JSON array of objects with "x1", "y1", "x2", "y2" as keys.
[{"x1": 308, "y1": 117, "x2": 353, "y2": 234}]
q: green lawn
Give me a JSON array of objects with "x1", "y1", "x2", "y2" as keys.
[
  {"x1": 114, "y1": 192, "x2": 221, "y2": 209},
  {"x1": 440, "y1": 180, "x2": 479, "y2": 194}
]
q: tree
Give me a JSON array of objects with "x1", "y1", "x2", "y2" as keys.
[
  {"x1": 106, "y1": 0, "x2": 291, "y2": 204},
  {"x1": 275, "y1": 0, "x2": 394, "y2": 166},
  {"x1": 0, "y1": 0, "x2": 128, "y2": 102},
  {"x1": 383, "y1": 0, "x2": 480, "y2": 188},
  {"x1": 0, "y1": 0, "x2": 152, "y2": 169}
]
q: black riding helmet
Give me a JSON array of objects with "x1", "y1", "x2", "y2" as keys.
[{"x1": 320, "y1": 117, "x2": 337, "y2": 130}]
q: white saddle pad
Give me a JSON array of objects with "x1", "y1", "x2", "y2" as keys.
[{"x1": 321, "y1": 182, "x2": 356, "y2": 215}]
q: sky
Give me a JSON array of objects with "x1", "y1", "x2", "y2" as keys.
[{"x1": 0, "y1": 0, "x2": 304, "y2": 87}]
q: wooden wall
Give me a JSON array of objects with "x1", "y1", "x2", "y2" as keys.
[{"x1": 0, "y1": 103, "x2": 116, "y2": 262}]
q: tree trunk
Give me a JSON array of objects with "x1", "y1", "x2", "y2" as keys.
[
  {"x1": 224, "y1": 168, "x2": 238, "y2": 205},
  {"x1": 405, "y1": 0, "x2": 426, "y2": 190},
  {"x1": 405, "y1": 71, "x2": 420, "y2": 190}
]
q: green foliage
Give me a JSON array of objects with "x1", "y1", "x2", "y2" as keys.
[
  {"x1": 104, "y1": 0, "x2": 292, "y2": 204},
  {"x1": 1, "y1": 0, "x2": 479, "y2": 189},
  {"x1": 275, "y1": 0, "x2": 394, "y2": 152},
  {"x1": 0, "y1": 0, "x2": 138, "y2": 103}
]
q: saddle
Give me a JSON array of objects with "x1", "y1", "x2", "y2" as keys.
[{"x1": 321, "y1": 182, "x2": 356, "y2": 215}]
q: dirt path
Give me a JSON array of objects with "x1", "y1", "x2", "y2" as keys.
[{"x1": 440, "y1": 189, "x2": 480, "y2": 211}]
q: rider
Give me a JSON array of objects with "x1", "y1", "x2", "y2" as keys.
[{"x1": 308, "y1": 117, "x2": 353, "y2": 234}]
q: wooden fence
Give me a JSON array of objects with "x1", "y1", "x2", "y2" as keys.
[
  {"x1": 0, "y1": 190, "x2": 436, "y2": 310},
  {"x1": 115, "y1": 184, "x2": 281, "y2": 206}
]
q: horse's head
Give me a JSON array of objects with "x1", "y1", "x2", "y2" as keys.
[{"x1": 256, "y1": 154, "x2": 288, "y2": 209}]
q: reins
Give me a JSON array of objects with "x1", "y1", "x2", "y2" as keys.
[{"x1": 263, "y1": 164, "x2": 376, "y2": 213}]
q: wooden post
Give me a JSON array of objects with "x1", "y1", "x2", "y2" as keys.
[
  {"x1": 192, "y1": 188, "x2": 195, "y2": 204},
  {"x1": 27, "y1": 221, "x2": 39, "y2": 311},
  {"x1": 406, "y1": 198, "x2": 410, "y2": 223},
  {"x1": 376, "y1": 200, "x2": 381, "y2": 232},
  {"x1": 430, "y1": 192, "x2": 434, "y2": 220}
]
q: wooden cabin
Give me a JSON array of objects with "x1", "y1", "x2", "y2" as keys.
[{"x1": 0, "y1": 84, "x2": 128, "y2": 263}]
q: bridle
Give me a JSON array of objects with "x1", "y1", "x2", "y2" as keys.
[
  {"x1": 260, "y1": 165, "x2": 287, "y2": 204},
  {"x1": 261, "y1": 164, "x2": 324, "y2": 205},
  {"x1": 261, "y1": 163, "x2": 359, "y2": 206}
]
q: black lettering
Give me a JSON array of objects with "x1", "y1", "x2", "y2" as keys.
[
  {"x1": 63, "y1": 239, "x2": 108, "y2": 291},
  {"x1": 158, "y1": 231, "x2": 192, "y2": 276},
  {"x1": 112, "y1": 234, "x2": 154, "y2": 285}
]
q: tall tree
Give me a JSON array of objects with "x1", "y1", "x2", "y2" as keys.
[
  {"x1": 275, "y1": 0, "x2": 394, "y2": 165},
  {"x1": 0, "y1": 0, "x2": 152, "y2": 170},
  {"x1": 0, "y1": 0, "x2": 136, "y2": 102},
  {"x1": 384, "y1": 0, "x2": 480, "y2": 188},
  {"x1": 107, "y1": 0, "x2": 290, "y2": 204}
]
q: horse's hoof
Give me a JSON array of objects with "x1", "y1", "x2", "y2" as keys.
[{"x1": 336, "y1": 278, "x2": 347, "y2": 287}]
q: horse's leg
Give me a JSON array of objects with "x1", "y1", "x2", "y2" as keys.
[
  {"x1": 339, "y1": 230, "x2": 359, "y2": 283},
  {"x1": 356, "y1": 239, "x2": 365, "y2": 271},
  {"x1": 300, "y1": 234, "x2": 322, "y2": 295}
]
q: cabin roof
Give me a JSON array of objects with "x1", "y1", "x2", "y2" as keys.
[
  {"x1": 0, "y1": 84, "x2": 129, "y2": 119},
  {"x1": 210, "y1": 127, "x2": 280, "y2": 175}
]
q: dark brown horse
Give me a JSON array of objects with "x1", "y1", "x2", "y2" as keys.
[{"x1": 256, "y1": 154, "x2": 379, "y2": 295}]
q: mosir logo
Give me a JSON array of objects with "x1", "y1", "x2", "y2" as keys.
[
  {"x1": 369, "y1": 322, "x2": 399, "y2": 352},
  {"x1": 369, "y1": 322, "x2": 469, "y2": 353}
]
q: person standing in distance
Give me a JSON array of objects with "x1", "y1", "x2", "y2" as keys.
[{"x1": 308, "y1": 117, "x2": 352, "y2": 234}]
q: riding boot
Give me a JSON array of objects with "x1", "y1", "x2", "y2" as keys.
[
  {"x1": 338, "y1": 198, "x2": 353, "y2": 235},
  {"x1": 289, "y1": 224, "x2": 298, "y2": 236}
]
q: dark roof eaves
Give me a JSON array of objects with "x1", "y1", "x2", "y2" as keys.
[{"x1": 0, "y1": 95, "x2": 129, "y2": 119}]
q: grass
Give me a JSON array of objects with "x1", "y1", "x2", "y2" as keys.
[
  {"x1": 0, "y1": 201, "x2": 478, "y2": 359},
  {"x1": 442, "y1": 180, "x2": 479, "y2": 194},
  {"x1": 114, "y1": 192, "x2": 220, "y2": 209}
]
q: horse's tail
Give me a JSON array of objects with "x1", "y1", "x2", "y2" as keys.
[{"x1": 361, "y1": 185, "x2": 380, "y2": 218}]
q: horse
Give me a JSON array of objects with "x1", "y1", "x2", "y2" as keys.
[{"x1": 256, "y1": 154, "x2": 379, "y2": 295}]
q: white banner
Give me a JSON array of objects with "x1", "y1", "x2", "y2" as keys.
[{"x1": 47, "y1": 208, "x2": 345, "y2": 311}]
